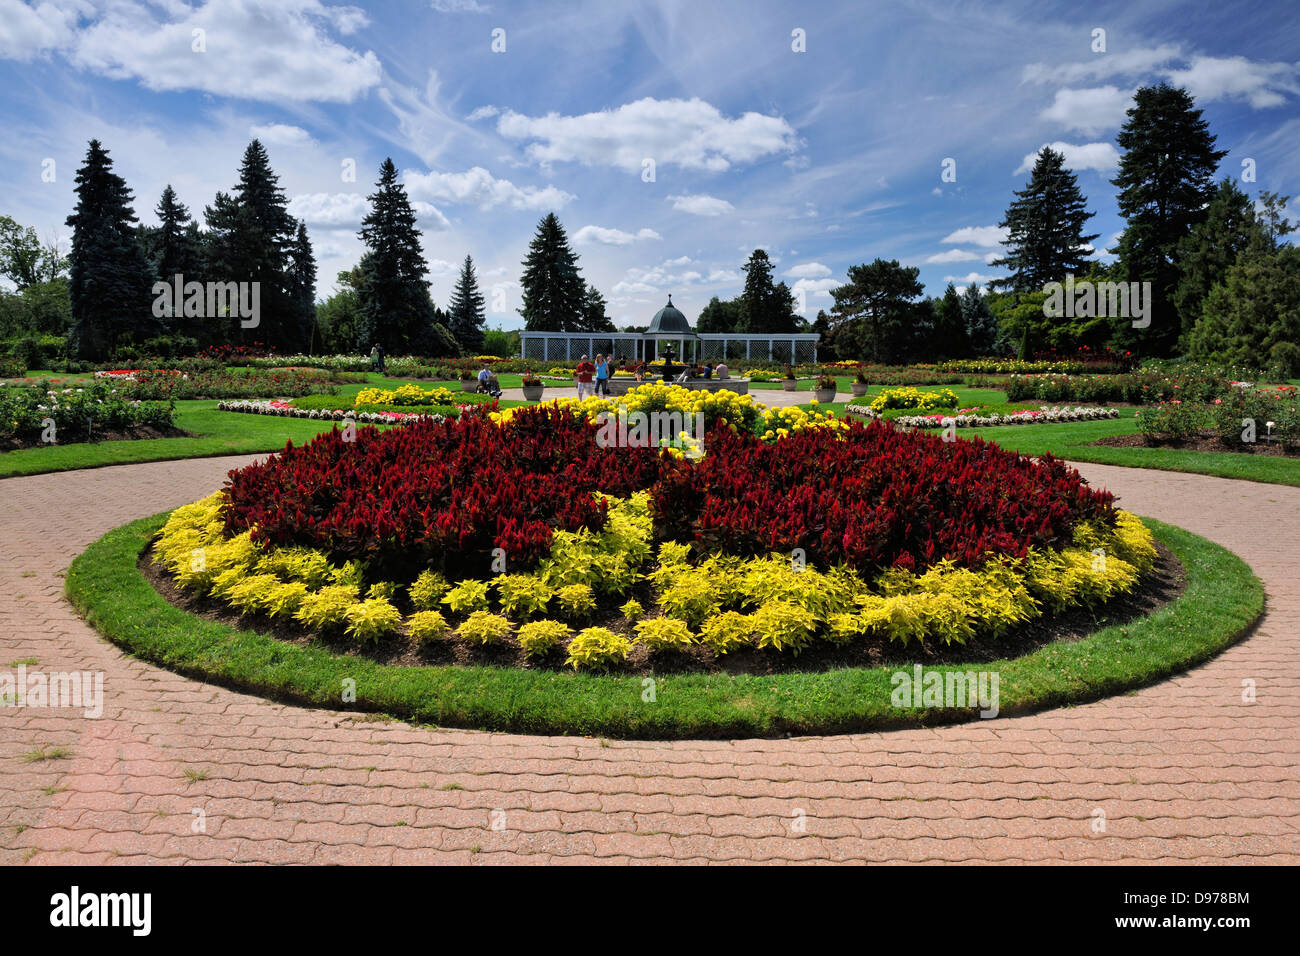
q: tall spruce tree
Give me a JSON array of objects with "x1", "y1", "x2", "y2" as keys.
[
  {"x1": 152, "y1": 185, "x2": 200, "y2": 282},
  {"x1": 990, "y1": 146, "x2": 1098, "y2": 292},
  {"x1": 65, "y1": 139, "x2": 153, "y2": 360},
  {"x1": 1111, "y1": 84, "x2": 1227, "y2": 354},
  {"x1": 931, "y1": 282, "x2": 969, "y2": 358},
  {"x1": 1171, "y1": 179, "x2": 1257, "y2": 349},
  {"x1": 447, "y1": 254, "x2": 487, "y2": 353},
  {"x1": 736, "y1": 250, "x2": 799, "y2": 334},
  {"x1": 580, "y1": 282, "x2": 616, "y2": 332},
  {"x1": 959, "y1": 283, "x2": 998, "y2": 355},
  {"x1": 286, "y1": 220, "x2": 317, "y2": 352},
  {"x1": 519, "y1": 213, "x2": 585, "y2": 331},
  {"x1": 357, "y1": 157, "x2": 437, "y2": 353},
  {"x1": 233, "y1": 139, "x2": 300, "y2": 351}
]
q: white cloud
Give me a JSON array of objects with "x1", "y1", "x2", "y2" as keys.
[
  {"x1": 466, "y1": 105, "x2": 499, "y2": 121},
  {"x1": 44, "y1": 0, "x2": 384, "y2": 104},
  {"x1": 249, "y1": 123, "x2": 316, "y2": 147},
  {"x1": 1165, "y1": 55, "x2": 1300, "y2": 109},
  {"x1": 784, "y1": 262, "x2": 832, "y2": 279},
  {"x1": 431, "y1": 0, "x2": 489, "y2": 11},
  {"x1": 791, "y1": 277, "x2": 838, "y2": 310},
  {"x1": 411, "y1": 202, "x2": 452, "y2": 230},
  {"x1": 1039, "y1": 86, "x2": 1133, "y2": 135},
  {"x1": 1022, "y1": 44, "x2": 1182, "y2": 84},
  {"x1": 707, "y1": 269, "x2": 741, "y2": 283},
  {"x1": 667, "y1": 193, "x2": 734, "y2": 217},
  {"x1": 404, "y1": 166, "x2": 575, "y2": 210},
  {"x1": 496, "y1": 97, "x2": 799, "y2": 172},
  {"x1": 1015, "y1": 142, "x2": 1119, "y2": 175},
  {"x1": 944, "y1": 272, "x2": 1000, "y2": 286},
  {"x1": 940, "y1": 226, "x2": 1008, "y2": 247},
  {"x1": 287, "y1": 192, "x2": 368, "y2": 226},
  {"x1": 925, "y1": 249, "x2": 982, "y2": 264},
  {"x1": 0, "y1": 0, "x2": 79, "y2": 60},
  {"x1": 573, "y1": 225, "x2": 661, "y2": 246}
]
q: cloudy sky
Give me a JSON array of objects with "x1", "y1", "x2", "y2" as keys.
[{"x1": 1, "y1": 0, "x2": 1297, "y2": 330}]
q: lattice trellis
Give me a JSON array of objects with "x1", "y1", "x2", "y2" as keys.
[
  {"x1": 523, "y1": 337, "x2": 546, "y2": 360},
  {"x1": 770, "y1": 341, "x2": 793, "y2": 364},
  {"x1": 794, "y1": 340, "x2": 817, "y2": 363}
]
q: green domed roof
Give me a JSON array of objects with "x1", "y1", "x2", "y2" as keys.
[{"x1": 646, "y1": 295, "x2": 693, "y2": 335}]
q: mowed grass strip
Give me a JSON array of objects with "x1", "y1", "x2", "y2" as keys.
[{"x1": 67, "y1": 515, "x2": 1262, "y2": 740}]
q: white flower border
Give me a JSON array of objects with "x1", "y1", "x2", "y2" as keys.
[
  {"x1": 845, "y1": 404, "x2": 1119, "y2": 428},
  {"x1": 216, "y1": 399, "x2": 446, "y2": 426}
]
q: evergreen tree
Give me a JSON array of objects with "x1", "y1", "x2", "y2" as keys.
[
  {"x1": 737, "y1": 250, "x2": 798, "y2": 334},
  {"x1": 991, "y1": 146, "x2": 1098, "y2": 292},
  {"x1": 960, "y1": 284, "x2": 998, "y2": 355},
  {"x1": 519, "y1": 212, "x2": 585, "y2": 331},
  {"x1": 152, "y1": 185, "x2": 201, "y2": 282},
  {"x1": 316, "y1": 265, "x2": 364, "y2": 355},
  {"x1": 64, "y1": 139, "x2": 153, "y2": 360},
  {"x1": 233, "y1": 139, "x2": 300, "y2": 351},
  {"x1": 931, "y1": 282, "x2": 968, "y2": 358},
  {"x1": 1171, "y1": 179, "x2": 1257, "y2": 350},
  {"x1": 827, "y1": 259, "x2": 924, "y2": 363},
  {"x1": 580, "y1": 282, "x2": 616, "y2": 332},
  {"x1": 1111, "y1": 84, "x2": 1228, "y2": 354},
  {"x1": 695, "y1": 295, "x2": 741, "y2": 334},
  {"x1": 287, "y1": 220, "x2": 317, "y2": 352},
  {"x1": 1187, "y1": 245, "x2": 1300, "y2": 375},
  {"x1": 356, "y1": 157, "x2": 437, "y2": 353},
  {"x1": 447, "y1": 254, "x2": 487, "y2": 353}
]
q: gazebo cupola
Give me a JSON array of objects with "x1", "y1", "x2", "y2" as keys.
[{"x1": 644, "y1": 295, "x2": 698, "y2": 362}]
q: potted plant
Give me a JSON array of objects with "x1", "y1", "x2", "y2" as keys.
[
  {"x1": 520, "y1": 373, "x2": 545, "y2": 402},
  {"x1": 814, "y1": 373, "x2": 838, "y2": 403},
  {"x1": 851, "y1": 368, "x2": 870, "y2": 397},
  {"x1": 782, "y1": 365, "x2": 797, "y2": 392},
  {"x1": 459, "y1": 370, "x2": 478, "y2": 392}
]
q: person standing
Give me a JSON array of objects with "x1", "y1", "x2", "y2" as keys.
[
  {"x1": 376, "y1": 343, "x2": 385, "y2": 374},
  {"x1": 370, "y1": 343, "x2": 380, "y2": 372},
  {"x1": 594, "y1": 353, "x2": 610, "y2": 397},
  {"x1": 575, "y1": 354, "x2": 595, "y2": 400}
]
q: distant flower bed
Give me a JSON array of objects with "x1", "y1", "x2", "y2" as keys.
[
  {"x1": 1137, "y1": 386, "x2": 1299, "y2": 447},
  {"x1": 868, "y1": 387, "x2": 960, "y2": 413},
  {"x1": 1005, "y1": 365, "x2": 1262, "y2": 405},
  {"x1": 216, "y1": 399, "x2": 444, "y2": 426},
  {"x1": 938, "y1": 348, "x2": 1135, "y2": 376},
  {"x1": 847, "y1": 404, "x2": 1121, "y2": 429},
  {"x1": 1, "y1": 380, "x2": 175, "y2": 445},
  {"x1": 95, "y1": 369, "x2": 186, "y2": 382},
  {"x1": 353, "y1": 384, "x2": 459, "y2": 407},
  {"x1": 120, "y1": 368, "x2": 338, "y2": 400}
]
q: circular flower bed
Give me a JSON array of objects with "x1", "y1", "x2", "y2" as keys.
[{"x1": 152, "y1": 388, "x2": 1158, "y2": 673}]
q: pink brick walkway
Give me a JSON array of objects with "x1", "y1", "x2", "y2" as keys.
[{"x1": 1, "y1": 457, "x2": 1297, "y2": 864}]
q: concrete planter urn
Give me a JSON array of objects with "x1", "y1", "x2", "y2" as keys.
[
  {"x1": 460, "y1": 378, "x2": 477, "y2": 392},
  {"x1": 814, "y1": 386, "x2": 838, "y2": 403},
  {"x1": 782, "y1": 379, "x2": 798, "y2": 391},
  {"x1": 851, "y1": 382, "x2": 869, "y2": 397},
  {"x1": 521, "y1": 383, "x2": 545, "y2": 401}
]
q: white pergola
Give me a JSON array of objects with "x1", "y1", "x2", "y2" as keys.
[{"x1": 518, "y1": 332, "x2": 819, "y2": 365}]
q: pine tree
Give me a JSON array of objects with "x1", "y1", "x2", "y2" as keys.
[
  {"x1": 447, "y1": 254, "x2": 486, "y2": 353},
  {"x1": 1171, "y1": 179, "x2": 1257, "y2": 349},
  {"x1": 519, "y1": 213, "x2": 585, "y2": 331},
  {"x1": 1111, "y1": 84, "x2": 1228, "y2": 354},
  {"x1": 287, "y1": 220, "x2": 317, "y2": 352},
  {"x1": 65, "y1": 139, "x2": 153, "y2": 360},
  {"x1": 959, "y1": 284, "x2": 998, "y2": 355},
  {"x1": 233, "y1": 139, "x2": 300, "y2": 351},
  {"x1": 357, "y1": 157, "x2": 436, "y2": 353},
  {"x1": 152, "y1": 185, "x2": 200, "y2": 282},
  {"x1": 828, "y1": 259, "x2": 924, "y2": 363},
  {"x1": 991, "y1": 146, "x2": 1098, "y2": 292},
  {"x1": 931, "y1": 282, "x2": 969, "y2": 358},
  {"x1": 695, "y1": 296, "x2": 741, "y2": 334},
  {"x1": 580, "y1": 282, "x2": 616, "y2": 332}
]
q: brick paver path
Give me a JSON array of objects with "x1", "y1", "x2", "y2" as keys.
[{"x1": 2, "y1": 457, "x2": 1296, "y2": 864}]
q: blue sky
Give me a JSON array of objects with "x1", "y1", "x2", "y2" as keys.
[{"x1": 1, "y1": 0, "x2": 1297, "y2": 331}]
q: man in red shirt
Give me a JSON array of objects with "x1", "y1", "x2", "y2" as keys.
[{"x1": 574, "y1": 354, "x2": 595, "y2": 400}]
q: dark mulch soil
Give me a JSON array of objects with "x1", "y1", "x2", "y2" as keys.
[
  {"x1": 142, "y1": 539, "x2": 1185, "y2": 677},
  {"x1": 1092, "y1": 431, "x2": 1300, "y2": 458},
  {"x1": 2, "y1": 424, "x2": 192, "y2": 452}
]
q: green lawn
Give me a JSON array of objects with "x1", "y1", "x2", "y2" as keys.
[{"x1": 66, "y1": 515, "x2": 1262, "y2": 739}]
